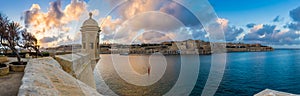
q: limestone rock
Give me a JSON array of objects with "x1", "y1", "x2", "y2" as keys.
[
  {"x1": 18, "y1": 57, "x2": 101, "y2": 96},
  {"x1": 54, "y1": 54, "x2": 77, "y2": 77},
  {"x1": 54, "y1": 53, "x2": 96, "y2": 88}
]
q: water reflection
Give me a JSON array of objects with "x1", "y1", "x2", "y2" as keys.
[
  {"x1": 95, "y1": 50, "x2": 300, "y2": 96},
  {"x1": 96, "y1": 54, "x2": 181, "y2": 95}
]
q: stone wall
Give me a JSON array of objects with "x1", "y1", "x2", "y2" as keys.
[
  {"x1": 0, "y1": 56, "x2": 9, "y2": 63},
  {"x1": 254, "y1": 89, "x2": 297, "y2": 96},
  {"x1": 54, "y1": 53, "x2": 96, "y2": 88},
  {"x1": 18, "y1": 57, "x2": 101, "y2": 96}
]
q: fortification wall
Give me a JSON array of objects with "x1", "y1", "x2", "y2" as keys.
[
  {"x1": 54, "y1": 53, "x2": 96, "y2": 88},
  {"x1": 18, "y1": 57, "x2": 101, "y2": 96}
]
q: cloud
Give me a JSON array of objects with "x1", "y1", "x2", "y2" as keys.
[
  {"x1": 244, "y1": 24, "x2": 276, "y2": 41},
  {"x1": 99, "y1": 0, "x2": 166, "y2": 43},
  {"x1": 246, "y1": 23, "x2": 256, "y2": 28},
  {"x1": 224, "y1": 26, "x2": 244, "y2": 41},
  {"x1": 136, "y1": 31, "x2": 174, "y2": 43},
  {"x1": 215, "y1": 18, "x2": 244, "y2": 41},
  {"x1": 117, "y1": 0, "x2": 161, "y2": 20},
  {"x1": 244, "y1": 24, "x2": 278, "y2": 43},
  {"x1": 23, "y1": 0, "x2": 88, "y2": 47},
  {"x1": 272, "y1": 30, "x2": 300, "y2": 45},
  {"x1": 99, "y1": 0, "x2": 201, "y2": 43},
  {"x1": 250, "y1": 24, "x2": 264, "y2": 32},
  {"x1": 290, "y1": 6, "x2": 300, "y2": 22},
  {"x1": 272, "y1": 6, "x2": 300, "y2": 45},
  {"x1": 99, "y1": 16, "x2": 123, "y2": 34},
  {"x1": 266, "y1": 6, "x2": 300, "y2": 45},
  {"x1": 272, "y1": 16, "x2": 283, "y2": 22},
  {"x1": 50, "y1": 0, "x2": 64, "y2": 19},
  {"x1": 286, "y1": 22, "x2": 300, "y2": 31},
  {"x1": 98, "y1": 1, "x2": 298, "y2": 46},
  {"x1": 243, "y1": 23, "x2": 300, "y2": 45},
  {"x1": 285, "y1": 6, "x2": 300, "y2": 31},
  {"x1": 256, "y1": 25, "x2": 276, "y2": 35},
  {"x1": 159, "y1": 1, "x2": 201, "y2": 27},
  {"x1": 216, "y1": 18, "x2": 228, "y2": 29},
  {"x1": 39, "y1": 36, "x2": 58, "y2": 43},
  {"x1": 63, "y1": 0, "x2": 87, "y2": 22},
  {"x1": 102, "y1": 11, "x2": 191, "y2": 44},
  {"x1": 24, "y1": 0, "x2": 86, "y2": 31}
]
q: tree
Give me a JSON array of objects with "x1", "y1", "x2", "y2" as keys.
[
  {"x1": 1, "y1": 13, "x2": 43, "y2": 61},
  {"x1": 1, "y1": 21, "x2": 23, "y2": 63},
  {"x1": 0, "y1": 13, "x2": 42, "y2": 64},
  {"x1": 0, "y1": 13, "x2": 9, "y2": 54},
  {"x1": 19, "y1": 30, "x2": 43, "y2": 57}
]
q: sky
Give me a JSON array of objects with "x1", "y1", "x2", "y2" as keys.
[
  {"x1": 210, "y1": 0, "x2": 299, "y2": 25},
  {"x1": 0, "y1": 0, "x2": 299, "y2": 48}
]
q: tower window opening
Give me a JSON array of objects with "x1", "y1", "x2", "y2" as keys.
[
  {"x1": 90, "y1": 43, "x2": 94, "y2": 49},
  {"x1": 83, "y1": 43, "x2": 86, "y2": 49}
]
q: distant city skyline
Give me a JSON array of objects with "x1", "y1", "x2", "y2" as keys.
[{"x1": 0, "y1": 0, "x2": 299, "y2": 48}]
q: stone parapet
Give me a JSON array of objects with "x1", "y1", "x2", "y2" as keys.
[
  {"x1": 54, "y1": 53, "x2": 96, "y2": 88},
  {"x1": 254, "y1": 89, "x2": 298, "y2": 96},
  {"x1": 18, "y1": 57, "x2": 101, "y2": 96}
]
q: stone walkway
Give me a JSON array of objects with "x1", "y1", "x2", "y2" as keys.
[
  {"x1": 0, "y1": 72, "x2": 24, "y2": 96},
  {"x1": 0, "y1": 57, "x2": 25, "y2": 96}
]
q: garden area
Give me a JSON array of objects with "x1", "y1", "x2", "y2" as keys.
[
  {"x1": 0, "y1": 13, "x2": 47, "y2": 96},
  {"x1": 0, "y1": 12, "x2": 47, "y2": 74}
]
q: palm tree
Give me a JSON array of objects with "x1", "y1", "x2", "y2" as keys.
[
  {"x1": 5, "y1": 22, "x2": 22, "y2": 63},
  {"x1": 19, "y1": 30, "x2": 43, "y2": 57},
  {"x1": 0, "y1": 13, "x2": 9, "y2": 54},
  {"x1": 1, "y1": 13, "x2": 42, "y2": 63}
]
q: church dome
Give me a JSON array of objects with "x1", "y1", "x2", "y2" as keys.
[{"x1": 82, "y1": 12, "x2": 98, "y2": 27}]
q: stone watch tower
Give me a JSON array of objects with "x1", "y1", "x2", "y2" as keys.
[{"x1": 81, "y1": 12, "x2": 101, "y2": 69}]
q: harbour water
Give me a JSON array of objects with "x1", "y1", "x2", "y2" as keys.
[{"x1": 96, "y1": 49, "x2": 300, "y2": 96}]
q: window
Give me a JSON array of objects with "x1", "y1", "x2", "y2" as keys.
[
  {"x1": 90, "y1": 43, "x2": 94, "y2": 49},
  {"x1": 83, "y1": 43, "x2": 86, "y2": 49}
]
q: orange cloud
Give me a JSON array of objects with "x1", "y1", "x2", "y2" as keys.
[
  {"x1": 24, "y1": 0, "x2": 87, "y2": 47},
  {"x1": 99, "y1": 16, "x2": 123, "y2": 34},
  {"x1": 99, "y1": 0, "x2": 192, "y2": 44},
  {"x1": 62, "y1": 0, "x2": 87, "y2": 23},
  {"x1": 217, "y1": 18, "x2": 229, "y2": 29},
  {"x1": 251, "y1": 24, "x2": 264, "y2": 32}
]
